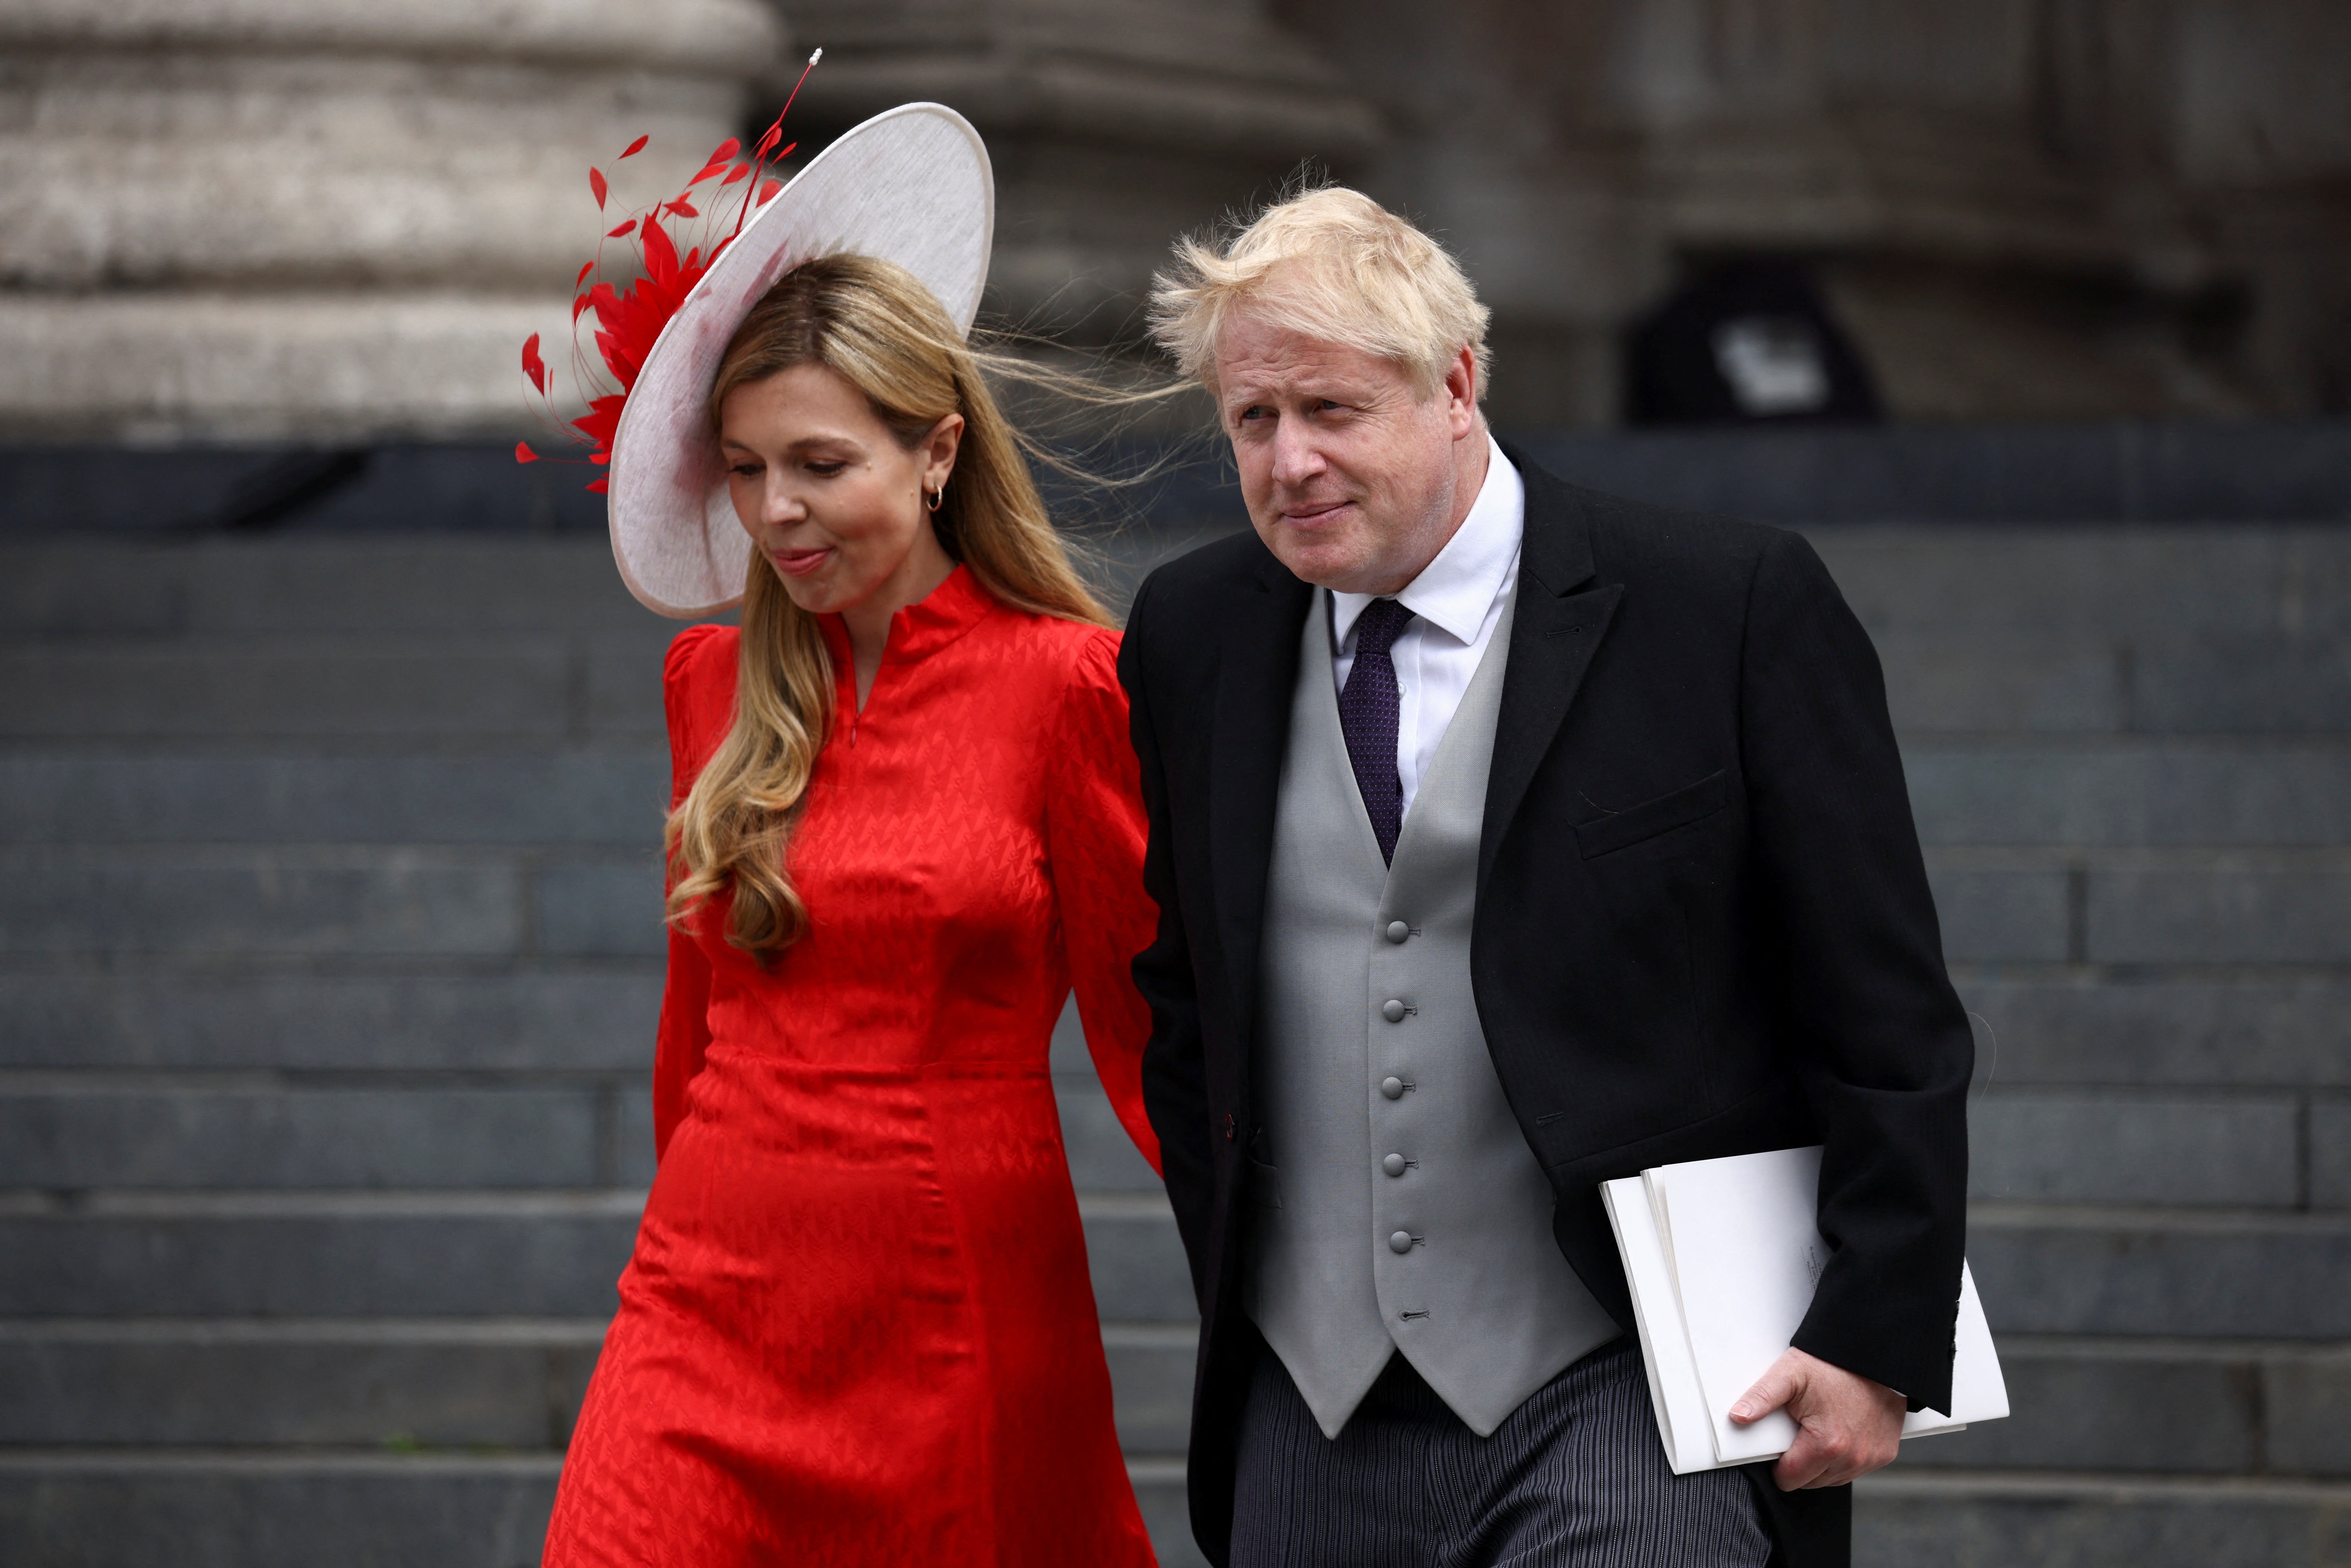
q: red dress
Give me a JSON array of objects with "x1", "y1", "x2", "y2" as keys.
[{"x1": 543, "y1": 566, "x2": 1164, "y2": 1567}]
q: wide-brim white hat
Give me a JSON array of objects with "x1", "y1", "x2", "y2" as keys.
[{"x1": 607, "y1": 103, "x2": 994, "y2": 618}]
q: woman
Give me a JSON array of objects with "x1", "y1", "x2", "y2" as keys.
[{"x1": 540, "y1": 109, "x2": 1164, "y2": 1567}]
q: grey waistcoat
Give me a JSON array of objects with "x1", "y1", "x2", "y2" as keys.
[{"x1": 1245, "y1": 589, "x2": 1621, "y2": 1439}]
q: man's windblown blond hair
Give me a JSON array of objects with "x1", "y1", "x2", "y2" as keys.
[{"x1": 1147, "y1": 186, "x2": 1492, "y2": 400}]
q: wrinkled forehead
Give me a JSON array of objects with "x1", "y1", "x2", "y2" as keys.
[{"x1": 1210, "y1": 301, "x2": 1423, "y2": 406}]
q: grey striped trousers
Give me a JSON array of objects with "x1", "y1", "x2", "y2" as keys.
[{"x1": 1229, "y1": 1337, "x2": 1773, "y2": 1568}]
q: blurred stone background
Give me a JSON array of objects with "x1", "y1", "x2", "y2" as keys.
[{"x1": 1, "y1": 2, "x2": 2347, "y2": 1565}]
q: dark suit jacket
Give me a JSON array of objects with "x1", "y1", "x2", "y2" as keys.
[{"x1": 1116, "y1": 449, "x2": 1974, "y2": 1568}]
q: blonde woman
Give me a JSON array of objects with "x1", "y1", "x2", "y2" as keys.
[{"x1": 540, "y1": 109, "x2": 1163, "y2": 1567}]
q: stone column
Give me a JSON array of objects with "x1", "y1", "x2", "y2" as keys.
[
  {"x1": 1276, "y1": 0, "x2": 2351, "y2": 424},
  {"x1": 766, "y1": 0, "x2": 1378, "y2": 348},
  {"x1": 2160, "y1": 0, "x2": 2351, "y2": 415},
  {"x1": 1273, "y1": 0, "x2": 1647, "y2": 426},
  {"x1": 1601, "y1": 0, "x2": 2251, "y2": 419},
  {"x1": 0, "y1": 0, "x2": 782, "y2": 442}
]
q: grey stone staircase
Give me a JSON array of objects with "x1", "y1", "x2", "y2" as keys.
[
  {"x1": 1805, "y1": 524, "x2": 2351, "y2": 1563},
  {"x1": 2, "y1": 514, "x2": 2346, "y2": 1566}
]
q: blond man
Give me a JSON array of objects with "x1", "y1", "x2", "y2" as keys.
[{"x1": 1118, "y1": 188, "x2": 1971, "y2": 1568}]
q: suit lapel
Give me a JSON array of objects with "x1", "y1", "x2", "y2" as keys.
[
  {"x1": 1209, "y1": 551, "x2": 1314, "y2": 1055},
  {"x1": 1482, "y1": 455, "x2": 1620, "y2": 888}
]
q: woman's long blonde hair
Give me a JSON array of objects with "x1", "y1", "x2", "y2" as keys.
[{"x1": 666, "y1": 253, "x2": 1116, "y2": 962}]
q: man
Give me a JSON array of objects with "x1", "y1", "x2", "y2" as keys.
[{"x1": 1118, "y1": 187, "x2": 1972, "y2": 1568}]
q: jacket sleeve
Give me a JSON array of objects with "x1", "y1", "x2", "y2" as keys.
[
  {"x1": 1043, "y1": 630, "x2": 1164, "y2": 1178},
  {"x1": 1741, "y1": 530, "x2": 1974, "y2": 1413},
  {"x1": 1118, "y1": 575, "x2": 1218, "y2": 1303},
  {"x1": 650, "y1": 624, "x2": 725, "y2": 1165}
]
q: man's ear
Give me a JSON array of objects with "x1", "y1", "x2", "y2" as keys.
[{"x1": 1445, "y1": 345, "x2": 1480, "y2": 438}]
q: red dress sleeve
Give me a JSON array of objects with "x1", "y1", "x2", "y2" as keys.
[
  {"x1": 1044, "y1": 629, "x2": 1164, "y2": 1178},
  {"x1": 651, "y1": 623, "x2": 731, "y2": 1164}
]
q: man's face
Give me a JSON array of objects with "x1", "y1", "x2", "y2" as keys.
[{"x1": 1214, "y1": 308, "x2": 1481, "y2": 595}]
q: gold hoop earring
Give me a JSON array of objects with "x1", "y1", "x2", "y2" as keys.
[{"x1": 924, "y1": 487, "x2": 944, "y2": 513}]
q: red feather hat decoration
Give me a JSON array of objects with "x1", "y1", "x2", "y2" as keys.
[
  {"x1": 516, "y1": 53, "x2": 817, "y2": 492},
  {"x1": 511, "y1": 69, "x2": 996, "y2": 617}
]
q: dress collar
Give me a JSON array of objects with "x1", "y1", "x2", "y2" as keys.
[
  {"x1": 1330, "y1": 434, "x2": 1524, "y2": 652},
  {"x1": 814, "y1": 562, "x2": 996, "y2": 670}
]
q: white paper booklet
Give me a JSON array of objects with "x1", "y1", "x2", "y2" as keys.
[{"x1": 1601, "y1": 1145, "x2": 2007, "y2": 1474}]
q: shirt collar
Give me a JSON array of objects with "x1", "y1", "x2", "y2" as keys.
[
  {"x1": 1331, "y1": 434, "x2": 1524, "y2": 651},
  {"x1": 814, "y1": 563, "x2": 995, "y2": 672}
]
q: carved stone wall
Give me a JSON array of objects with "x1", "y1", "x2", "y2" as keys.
[
  {"x1": 766, "y1": 0, "x2": 1377, "y2": 345},
  {"x1": 1, "y1": 0, "x2": 2343, "y2": 438},
  {"x1": 0, "y1": 0, "x2": 781, "y2": 442},
  {"x1": 1278, "y1": 0, "x2": 2351, "y2": 422}
]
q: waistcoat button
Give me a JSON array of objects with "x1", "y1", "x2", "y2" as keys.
[
  {"x1": 1382, "y1": 1152, "x2": 1408, "y2": 1177},
  {"x1": 1381, "y1": 998, "x2": 1407, "y2": 1023},
  {"x1": 1380, "y1": 1076, "x2": 1405, "y2": 1100},
  {"x1": 1388, "y1": 1230, "x2": 1414, "y2": 1254},
  {"x1": 1385, "y1": 920, "x2": 1410, "y2": 943}
]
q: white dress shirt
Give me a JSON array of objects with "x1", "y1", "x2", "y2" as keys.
[{"x1": 1329, "y1": 435, "x2": 1524, "y2": 819}]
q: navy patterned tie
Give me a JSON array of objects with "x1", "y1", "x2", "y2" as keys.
[{"x1": 1336, "y1": 596, "x2": 1414, "y2": 864}]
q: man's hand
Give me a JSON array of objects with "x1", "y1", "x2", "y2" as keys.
[{"x1": 1729, "y1": 1346, "x2": 1906, "y2": 1490}]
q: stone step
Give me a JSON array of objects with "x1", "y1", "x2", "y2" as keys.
[
  {"x1": 0, "y1": 1190, "x2": 648, "y2": 1319},
  {"x1": 11, "y1": 843, "x2": 2351, "y2": 967},
  {"x1": 0, "y1": 1450, "x2": 567, "y2": 1568},
  {"x1": 0, "y1": 1317, "x2": 1206, "y2": 1461},
  {"x1": 1102, "y1": 1322, "x2": 1202, "y2": 1456},
  {"x1": 0, "y1": 846, "x2": 667, "y2": 961},
  {"x1": 0, "y1": 969, "x2": 1130, "y2": 1089},
  {"x1": 1892, "y1": 1336, "x2": 2351, "y2": 1479},
  {"x1": 0, "y1": 1448, "x2": 1208, "y2": 1568},
  {"x1": 6, "y1": 740, "x2": 2348, "y2": 850},
  {"x1": 1924, "y1": 848, "x2": 2351, "y2": 965},
  {"x1": 9, "y1": 548, "x2": 2351, "y2": 741},
  {"x1": 0, "y1": 970, "x2": 662, "y2": 1073},
  {"x1": 0, "y1": 541, "x2": 648, "y2": 639},
  {"x1": 1904, "y1": 741, "x2": 2351, "y2": 846},
  {"x1": 6, "y1": 628, "x2": 2344, "y2": 745},
  {"x1": 3, "y1": 1190, "x2": 2344, "y2": 1336},
  {"x1": 1802, "y1": 523, "x2": 2351, "y2": 642},
  {"x1": 0, "y1": 1079, "x2": 1152, "y2": 1199},
  {"x1": 1873, "y1": 633, "x2": 2351, "y2": 736},
  {"x1": 14, "y1": 422, "x2": 2351, "y2": 534},
  {"x1": 1954, "y1": 974, "x2": 2351, "y2": 1092},
  {"x1": 9, "y1": 1320, "x2": 2339, "y2": 1481},
  {"x1": 0, "y1": 531, "x2": 1191, "y2": 642},
  {"x1": 1055, "y1": 1082, "x2": 1167, "y2": 1194},
  {"x1": 11, "y1": 1071, "x2": 2313, "y2": 1211},
  {"x1": 0, "y1": 754, "x2": 668, "y2": 846},
  {"x1": 6, "y1": 1450, "x2": 2345, "y2": 1568},
  {"x1": 0, "y1": 635, "x2": 672, "y2": 743},
  {"x1": 0, "y1": 1084, "x2": 639, "y2": 1192},
  {"x1": 1517, "y1": 423, "x2": 2351, "y2": 533},
  {"x1": 1965, "y1": 1088, "x2": 2335, "y2": 1209},
  {"x1": 0, "y1": 846, "x2": 532, "y2": 960},
  {"x1": 0, "y1": 446, "x2": 620, "y2": 544},
  {"x1": 10, "y1": 516, "x2": 2351, "y2": 642},
  {"x1": 4, "y1": 977, "x2": 2339, "y2": 1111},
  {"x1": 0, "y1": 1189, "x2": 1201, "y2": 1323},
  {"x1": 0, "y1": 1319, "x2": 604, "y2": 1450},
  {"x1": 1969, "y1": 1204, "x2": 2351, "y2": 1339},
  {"x1": 1852, "y1": 1471, "x2": 2351, "y2": 1568},
  {"x1": 1127, "y1": 1457, "x2": 1212, "y2": 1568},
  {"x1": 0, "y1": 986, "x2": 2337, "y2": 1202},
  {"x1": 4, "y1": 964, "x2": 2343, "y2": 1097}
]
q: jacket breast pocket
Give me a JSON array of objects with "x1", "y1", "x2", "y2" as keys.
[{"x1": 1574, "y1": 770, "x2": 1728, "y2": 859}]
